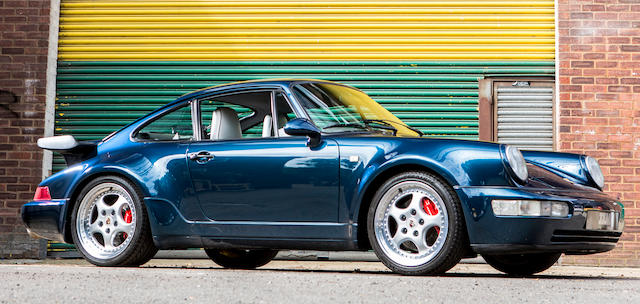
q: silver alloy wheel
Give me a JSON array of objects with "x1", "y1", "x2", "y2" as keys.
[
  {"x1": 373, "y1": 180, "x2": 449, "y2": 267},
  {"x1": 75, "y1": 182, "x2": 137, "y2": 260}
]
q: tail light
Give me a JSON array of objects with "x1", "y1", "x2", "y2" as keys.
[{"x1": 33, "y1": 186, "x2": 51, "y2": 201}]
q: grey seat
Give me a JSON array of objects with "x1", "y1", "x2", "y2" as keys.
[
  {"x1": 262, "y1": 114, "x2": 290, "y2": 137},
  {"x1": 210, "y1": 107, "x2": 242, "y2": 140}
]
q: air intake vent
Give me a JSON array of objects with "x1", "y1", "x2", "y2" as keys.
[
  {"x1": 551, "y1": 229, "x2": 622, "y2": 243},
  {"x1": 496, "y1": 85, "x2": 554, "y2": 151}
]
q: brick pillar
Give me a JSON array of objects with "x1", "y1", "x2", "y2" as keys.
[
  {"x1": 0, "y1": 0, "x2": 51, "y2": 258},
  {"x1": 558, "y1": 0, "x2": 640, "y2": 266}
]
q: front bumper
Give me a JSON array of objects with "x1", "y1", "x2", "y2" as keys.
[
  {"x1": 456, "y1": 186, "x2": 624, "y2": 255},
  {"x1": 21, "y1": 199, "x2": 69, "y2": 242}
]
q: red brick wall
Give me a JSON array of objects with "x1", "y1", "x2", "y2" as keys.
[
  {"x1": 1, "y1": 0, "x2": 639, "y2": 265},
  {"x1": 558, "y1": 0, "x2": 640, "y2": 267},
  {"x1": 0, "y1": 0, "x2": 50, "y2": 258}
]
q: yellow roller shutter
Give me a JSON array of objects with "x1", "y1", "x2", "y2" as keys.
[{"x1": 58, "y1": 0, "x2": 555, "y2": 61}]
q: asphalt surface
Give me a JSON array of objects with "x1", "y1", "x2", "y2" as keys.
[{"x1": 1, "y1": 259, "x2": 639, "y2": 303}]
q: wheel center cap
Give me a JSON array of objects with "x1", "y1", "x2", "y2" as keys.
[
  {"x1": 106, "y1": 217, "x2": 111, "y2": 225},
  {"x1": 409, "y1": 219, "x2": 415, "y2": 228}
]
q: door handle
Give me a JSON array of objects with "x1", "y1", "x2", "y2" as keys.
[{"x1": 188, "y1": 151, "x2": 214, "y2": 163}]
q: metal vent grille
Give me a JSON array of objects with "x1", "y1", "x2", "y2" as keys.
[{"x1": 496, "y1": 85, "x2": 553, "y2": 151}]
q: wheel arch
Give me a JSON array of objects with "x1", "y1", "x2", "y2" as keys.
[
  {"x1": 62, "y1": 170, "x2": 149, "y2": 244},
  {"x1": 355, "y1": 163, "x2": 467, "y2": 250}
]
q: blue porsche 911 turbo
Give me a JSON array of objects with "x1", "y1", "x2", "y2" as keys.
[{"x1": 23, "y1": 79, "x2": 624, "y2": 275}]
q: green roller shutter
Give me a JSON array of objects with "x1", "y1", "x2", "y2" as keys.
[{"x1": 54, "y1": 60, "x2": 555, "y2": 171}]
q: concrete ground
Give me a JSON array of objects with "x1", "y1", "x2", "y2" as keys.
[{"x1": 1, "y1": 254, "x2": 639, "y2": 303}]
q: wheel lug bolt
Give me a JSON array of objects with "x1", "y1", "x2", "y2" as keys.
[
  {"x1": 98, "y1": 222, "x2": 103, "y2": 227},
  {"x1": 411, "y1": 209, "x2": 417, "y2": 215},
  {"x1": 413, "y1": 231, "x2": 419, "y2": 236},
  {"x1": 114, "y1": 221, "x2": 118, "y2": 226},
  {"x1": 400, "y1": 215, "x2": 406, "y2": 221},
  {"x1": 101, "y1": 210, "x2": 106, "y2": 215},
  {"x1": 401, "y1": 228, "x2": 407, "y2": 234},
  {"x1": 419, "y1": 219, "x2": 424, "y2": 225},
  {"x1": 105, "y1": 228, "x2": 110, "y2": 233},
  {"x1": 111, "y1": 210, "x2": 115, "y2": 215}
]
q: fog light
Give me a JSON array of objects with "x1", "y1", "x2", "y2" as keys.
[{"x1": 492, "y1": 200, "x2": 570, "y2": 217}]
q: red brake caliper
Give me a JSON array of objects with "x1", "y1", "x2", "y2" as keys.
[
  {"x1": 123, "y1": 209, "x2": 132, "y2": 239},
  {"x1": 124, "y1": 209, "x2": 132, "y2": 224},
  {"x1": 422, "y1": 198, "x2": 441, "y2": 235}
]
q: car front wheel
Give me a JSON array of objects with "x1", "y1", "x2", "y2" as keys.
[
  {"x1": 71, "y1": 176, "x2": 157, "y2": 266},
  {"x1": 482, "y1": 253, "x2": 561, "y2": 276},
  {"x1": 205, "y1": 249, "x2": 279, "y2": 269},
  {"x1": 367, "y1": 171, "x2": 466, "y2": 275}
]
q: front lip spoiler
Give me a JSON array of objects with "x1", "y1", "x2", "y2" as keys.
[{"x1": 471, "y1": 243, "x2": 617, "y2": 255}]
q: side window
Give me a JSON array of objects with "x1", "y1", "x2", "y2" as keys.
[
  {"x1": 135, "y1": 104, "x2": 193, "y2": 141},
  {"x1": 198, "y1": 91, "x2": 295, "y2": 140},
  {"x1": 199, "y1": 91, "x2": 274, "y2": 140}
]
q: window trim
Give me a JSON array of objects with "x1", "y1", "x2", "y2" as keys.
[
  {"x1": 191, "y1": 99, "x2": 202, "y2": 141},
  {"x1": 271, "y1": 89, "x2": 301, "y2": 138},
  {"x1": 269, "y1": 91, "x2": 277, "y2": 137}
]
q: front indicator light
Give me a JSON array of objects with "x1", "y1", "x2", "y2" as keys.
[
  {"x1": 33, "y1": 186, "x2": 51, "y2": 201},
  {"x1": 492, "y1": 200, "x2": 570, "y2": 217}
]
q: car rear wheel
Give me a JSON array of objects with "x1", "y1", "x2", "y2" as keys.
[
  {"x1": 71, "y1": 176, "x2": 157, "y2": 266},
  {"x1": 204, "y1": 249, "x2": 279, "y2": 269},
  {"x1": 367, "y1": 171, "x2": 466, "y2": 275},
  {"x1": 482, "y1": 253, "x2": 561, "y2": 276}
]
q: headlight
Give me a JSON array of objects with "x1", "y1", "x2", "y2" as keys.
[
  {"x1": 583, "y1": 156, "x2": 604, "y2": 189},
  {"x1": 492, "y1": 200, "x2": 570, "y2": 217},
  {"x1": 503, "y1": 145, "x2": 528, "y2": 184}
]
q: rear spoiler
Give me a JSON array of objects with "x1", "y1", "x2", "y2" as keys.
[{"x1": 37, "y1": 135, "x2": 98, "y2": 166}]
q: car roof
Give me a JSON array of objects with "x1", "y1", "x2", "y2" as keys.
[
  {"x1": 177, "y1": 78, "x2": 363, "y2": 101},
  {"x1": 180, "y1": 78, "x2": 321, "y2": 98}
]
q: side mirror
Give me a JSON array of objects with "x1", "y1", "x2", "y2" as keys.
[{"x1": 283, "y1": 118, "x2": 322, "y2": 148}]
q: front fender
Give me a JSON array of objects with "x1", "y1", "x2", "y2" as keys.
[
  {"x1": 522, "y1": 150, "x2": 594, "y2": 188},
  {"x1": 336, "y1": 137, "x2": 511, "y2": 223}
]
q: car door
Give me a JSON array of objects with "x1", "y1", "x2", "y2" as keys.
[{"x1": 187, "y1": 90, "x2": 340, "y2": 226}]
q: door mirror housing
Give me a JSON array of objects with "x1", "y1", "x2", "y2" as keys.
[{"x1": 283, "y1": 118, "x2": 322, "y2": 147}]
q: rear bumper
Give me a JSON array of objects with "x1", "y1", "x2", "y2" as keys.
[
  {"x1": 21, "y1": 200, "x2": 69, "y2": 242},
  {"x1": 457, "y1": 186, "x2": 624, "y2": 255}
]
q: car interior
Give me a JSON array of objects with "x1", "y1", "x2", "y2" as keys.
[
  {"x1": 136, "y1": 90, "x2": 296, "y2": 142},
  {"x1": 202, "y1": 90, "x2": 294, "y2": 140}
]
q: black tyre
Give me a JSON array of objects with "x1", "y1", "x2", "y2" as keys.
[
  {"x1": 482, "y1": 253, "x2": 561, "y2": 276},
  {"x1": 367, "y1": 171, "x2": 466, "y2": 275},
  {"x1": 205, "y1": 249, "x2": 279, "y2": 269},
  {"x1": 71, "y1": 176, "x2": 158, "y2": 266}
]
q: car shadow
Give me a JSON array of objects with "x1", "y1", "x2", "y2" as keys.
[{"x1": 141, "y1": 265, "x2": 639, "y2": 280}]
